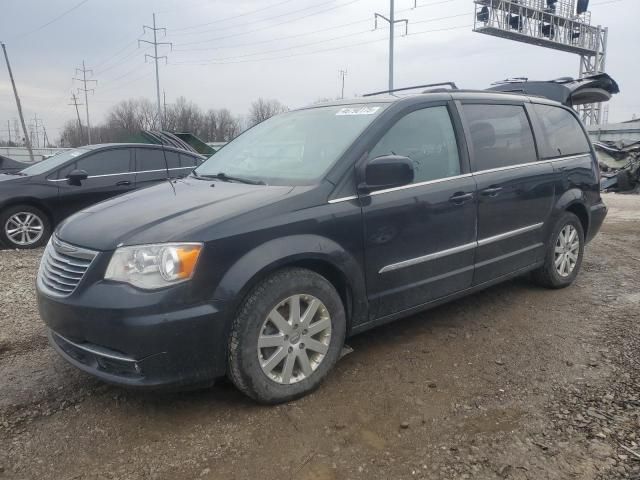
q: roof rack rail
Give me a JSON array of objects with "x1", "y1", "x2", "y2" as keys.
[{"x1": 362, "y1": 82, "x2": 458, "y2": 97}]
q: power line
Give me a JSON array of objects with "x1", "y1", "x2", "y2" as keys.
[
  {"x1": 171, "y1": 0, "x2": 297, "y2": 32},
  {"x1": 11, "y1": 0, "x2": 91, "y2": 40},
  {"x1": 175, "y1": 0, "x2": 362, "y2": 46},
  {"x1": 169, "y1": 24, "x2": 471, "y2": 66}
]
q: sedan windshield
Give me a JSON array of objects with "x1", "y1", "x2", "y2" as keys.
[
  {"x1": 21, "y1": 148, "x2": 89, "y2": 176},
  {"x1": 194, "y1": 104, "x2": 387, "y2": 185}
]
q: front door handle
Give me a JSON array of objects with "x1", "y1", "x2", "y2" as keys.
[
  {"x1": 449, "y1": 192, "x2": 474, "y2": 204},
  {"x1": 481, "y1": 186, "x2": 503, "y2": 197},
  {"x1": 116, "y1": 180, "x2": 132, "y2": 186}
]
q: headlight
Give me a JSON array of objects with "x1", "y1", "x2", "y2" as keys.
[{"x1": 105, "y1": 243, "x2": 203, "y2": 290}]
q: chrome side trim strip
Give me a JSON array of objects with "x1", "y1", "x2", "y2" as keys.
[
  {"x1": 477, "y1": 222, "x2": 543, "y2": 247},
  {"x1": 378, "y1": 222, "x2": 544, "y2": 274},
  {"x1": 473, "y1": 154, "x2": 590, "y2": 176},
  {"x1": 328, "y1": 195, "x2": 358, "y2": 204},
  {"x1": 369, "y1": 173, "x2": 473, "y2": 196},
  {"x1": 47, "y1": 167, "x2": 194, "y2": 182},
  {"x1": 379, "y1": 242, "x2": 476, "y2": 274}
]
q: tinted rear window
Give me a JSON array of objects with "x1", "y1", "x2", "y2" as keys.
[
  {"x1": 463, "y1": 104, "x2": 537, "y2": 171},
  {"x1": 532, "y1": 104, "x2": 591, "y2": 158}
]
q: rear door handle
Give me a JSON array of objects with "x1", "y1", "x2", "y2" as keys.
[
  {"x1": 481, "y1": 186, "x2": 503, "y2": 196},
  {"x1": 449, "y1": 192, "x2": 474, "y2": 204},
  {"x1": 116, "y1": 180, "x2": 132, "y2": 186}
]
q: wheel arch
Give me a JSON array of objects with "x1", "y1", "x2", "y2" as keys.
[
  {"x1": 553, "y1": 188, "x2": 590, "y2": 237},
  {"x1": 213, "y1": 235, "x2": 368, "y2": 334},
  {"x1": 0, "y1": 198, "x2": 54, "y2": 228}
]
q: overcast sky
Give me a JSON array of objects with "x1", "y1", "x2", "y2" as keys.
[{"x1": 0, "y1": 0, "x2": 638, "y2": 144}]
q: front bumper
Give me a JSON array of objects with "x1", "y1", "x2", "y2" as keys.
[{"x1": 38, "y1": 282, "x2": 230, "y2": 389}]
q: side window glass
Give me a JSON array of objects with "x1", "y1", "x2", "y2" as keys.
[
  {"x1": 532, "y1": 104, "x2": 591, "y2": 158},
  {"x1": 180, "y1": 154, "x2": 198, "y2": 168},
  {"x1": 369, "y1": 106, "x2": 461, "y2": 183},
  {"x1": 57, "y1": 162, "x2": 76, "y2": 179},
  {"x1": 163, "y1": 151, "x2": 180, "y2": 169},
  {"x1": 74, "y1": 150, "x2": 131, "y2": 176},
  {"x1": 463, "y1": 104, "x2": 537, "y2": 171},
  {"x1": 136, "y1": 149, "x2": 165, "y2": 172}
]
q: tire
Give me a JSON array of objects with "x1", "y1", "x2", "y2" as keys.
[
  {"x1": 532, "y1": 212, "x2": 584, "y2": 289},
  {"x1": 0, "y1": 205, "x2": 51, "y2": 249},
  {"x1": 228, "y1": 267, "x2": 346, "y2": 404}
]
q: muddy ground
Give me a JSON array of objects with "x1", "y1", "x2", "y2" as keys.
[{"x1": 0, "y1": 193, "x2": 639, "y2": 480}]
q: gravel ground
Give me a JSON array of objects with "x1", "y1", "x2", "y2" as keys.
[{"x1": 0, "y1": 193, "x2": 639, "y2": 480}]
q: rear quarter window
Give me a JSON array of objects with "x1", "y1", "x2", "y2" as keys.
[
  {"x1": 462, "y1": 104, "x2": 537, "y2": 171},
  {"x1": 532, "y1": 104, "x2": 591, "y2": 158}
]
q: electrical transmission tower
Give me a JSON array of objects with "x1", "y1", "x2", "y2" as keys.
[
  {"x1": 374, "y1": 0, "x2": 409, "y2": 91},
  {"x1": 139, "y1": 13, "x2": 172, "y2": 130},
  {"x1": 68, "y1": 92, "x2": 84, "y2": 141},
  {"x1": 339, "y1": 69, "x2": 348, "y2": 99},
  {"x1": 74, "y1": 61, "x2": 97, "y2": 144}
]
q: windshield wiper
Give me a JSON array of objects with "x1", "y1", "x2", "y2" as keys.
[{"x1": 208, "y1": 172, "x2": 265, "y2": 185}]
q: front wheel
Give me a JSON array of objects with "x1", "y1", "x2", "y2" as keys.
[
  {"x1": 532, "y1": 212, "x2": 585, "y2": 289},
  {"x1": 0, "y1": 205, "x2": 51, "y2": 249},
  {"x1": 228, "y1": 268, "x2": 346, "y2": 404}
]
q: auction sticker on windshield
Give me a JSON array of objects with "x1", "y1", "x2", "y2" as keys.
[{"x1": 336, "y1": 106, "x2": 381, "y2": 116}]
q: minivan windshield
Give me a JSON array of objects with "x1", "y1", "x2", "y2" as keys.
[
  {"x1": 194, "y1": 104, "x2": 387, "y2": 185},
  {"x1": 21, "y1": 148, "x2": 89, "y2": 176}
]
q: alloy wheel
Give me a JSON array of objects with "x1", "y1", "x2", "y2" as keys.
[
  {"x1": 554, "y1": 224, "x2": 580, "y2": 277},
  {"x1": 257, "y1": 294, "x2": 332, "y2": 385},
  {"x1": 5, "y1": 212, "x2": 44, "y2": 246}
]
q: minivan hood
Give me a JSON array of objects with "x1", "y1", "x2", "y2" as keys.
[{"x1": 56, "y1": 177, "x2": 294, "y2": 251}]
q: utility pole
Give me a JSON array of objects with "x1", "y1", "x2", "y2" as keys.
[
  {"x1": 374, "y1": 1, "x2": 408, "y2": 91},
  {"x1": 163, "y1": 90, "x2": 167, "y2": 128},
  {"x1": 74, "y1": 60, "x2": 96, "y2": 144},
  {"x1": 7, "y1": 120, "x2": 11, "y2": 145},
  {"x1": 339, "y1": 69, "x2": 348, "y2": 99},
  {"x1": 68, "y1": 92, "x2": 84, "y2": 141},
  {"x1": 139, "y1": 14, "x2": 172, "y2": 130},
  {"x1": 31, "y1": 114, "x2": 40, "y2": 148},
  {"x1": 1, "y1": 42, "x2": 34, "y2": 161}
]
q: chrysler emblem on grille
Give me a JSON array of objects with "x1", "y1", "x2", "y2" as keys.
[{"x1": 53, "y1": 237, "x2": 77, "y2": 254}]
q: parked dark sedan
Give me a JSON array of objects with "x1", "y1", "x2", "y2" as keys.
[
  {"x1": 0, "y1": 144, "x2": 203, "y2": 248},
  {"x1": 0, "y1": 154, "x2": 29, "y2": 174}
]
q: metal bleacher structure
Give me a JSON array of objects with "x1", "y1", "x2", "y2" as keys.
[{"x1": 473, "y1": 0, "x2": 608, "y2": 125}]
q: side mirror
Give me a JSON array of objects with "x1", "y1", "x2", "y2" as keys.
[
  {"x1": 66, "y1": 169, "x2": 88, "y2": 186},
  {"x1": 359, "y1": 155, "x2": 414, "y2": 192}
]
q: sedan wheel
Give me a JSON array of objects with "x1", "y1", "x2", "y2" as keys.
[{"x1": 5, "y1": 211, "x2": 44, "y2": 246}]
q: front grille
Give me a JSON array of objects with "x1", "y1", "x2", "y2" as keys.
[{"x1": 38, "y1": 237, "x2": 97, "y2": 296}]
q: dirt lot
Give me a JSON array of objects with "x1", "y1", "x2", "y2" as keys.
[{"x1": 1, "y1": 193, "x2": 639, "y2": 480}]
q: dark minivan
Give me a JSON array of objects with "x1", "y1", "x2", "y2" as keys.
[
  {"x1": 0, "y1": 144, "x2": 203, "y2": 249},
  {"x1": 37, "y1": 90, "x2": 607, "y2": 403}
]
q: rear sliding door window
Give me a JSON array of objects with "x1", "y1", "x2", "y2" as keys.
[
  {"x1": 369, "y1": 106, "x2": 461, "y2": 183},
  {"x1": 463, "y1": 104, "x2": 537, "y2": 171},
  {"x1": 532, "y1": 104, "x2": 591, "y2": 158}
]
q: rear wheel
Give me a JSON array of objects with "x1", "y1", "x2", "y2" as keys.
[
  {"x1": 228, "y1": 268, "x2": 346, "y2": 404},
  {"x1": 0, "y1": 205, "x2": 51, "y2": 249},
  {"x1": 532, "y1": 212, "x2": 584, "y2": 289}
]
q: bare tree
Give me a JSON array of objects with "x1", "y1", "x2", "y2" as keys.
[{"x1": 248, "y1": 98, "x2": 288, "y2": 126}]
